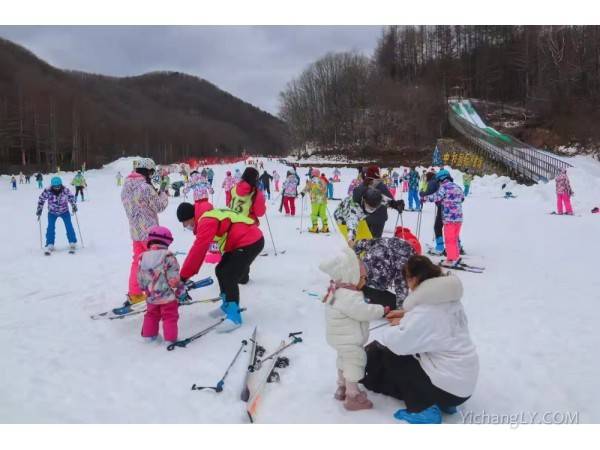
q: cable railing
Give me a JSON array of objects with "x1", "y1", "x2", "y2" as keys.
[{"x1": 448, "y1": 106, "x2": 571, "y2": 183}]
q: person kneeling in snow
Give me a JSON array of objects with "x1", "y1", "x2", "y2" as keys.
[
  {"x1": 361, "y1": 255, "x2": 479, "y2": 424},
  {"x1": 319, "y1": 247, "x2": 390, "y2": 411},
  {"x1": 176, "y1": 202, "x2": 264, "y2": 332},
  {"x1": 138, "y1": 226, "x2": 186, "y2": 345}
]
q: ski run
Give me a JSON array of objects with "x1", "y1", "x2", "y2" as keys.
[{"x1": 1, "y1": 154, "x2": 600, "y2": 423}]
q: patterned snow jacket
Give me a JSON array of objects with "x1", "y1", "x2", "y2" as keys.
[
  {"x1": 37, "y1": 186, "x2": 76, "y2": 215},
  {"x1": 303, "y1": 177, "x2": 328, "y2": 204},
  {"x1": 555, "y1": 170, "x2": 573, "y2": 195},
  {"x1": 423, "y1": 179, "x2": 464, "y2": 223},
  {"x1": 334, "y1": 196, "x2": 366, "y2": 241},
  {"x1": 354, "y1": 237, "x2": 416, "y2": 308},
  {"x1": 121, "y1": 172, "x2": 169, "y2": 241},
  {"x1": 282, "y1": 175, "x2": 299, "y2": 198},
  {"x1": 184, "y1": 173, "x2": 214, "y2": 201},
  {"x1": 408, "y1": 170, "x2": 420, "y2": 190},
  {"x1": 221, "y1": 175, "x2": 236, "y2": 192},
  {"x1": 137, "y1": 245, "x2": 186, "y2": 305},
  {"x1": 347, "y1": 177, "x2": 361, "y2": 196}
]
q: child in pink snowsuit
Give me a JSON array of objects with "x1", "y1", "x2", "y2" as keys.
[
  {"x1": 222, "y1": 171, "x2": 236, "y2": 207},
  {"x1": 555, "y1": 169, "x2": 574, "y2": 215},
  {"x1": 138, "y1": 226, "x2": 185, "y2": 344},
  {"x1": 402, "y1": 169, "x2": 409, "y2": 193},
  {"x1": 273, "y1": 170, "x2": 281, "y2": 192}
]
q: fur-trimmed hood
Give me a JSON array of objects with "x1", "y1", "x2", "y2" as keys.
[{"x1": 402, "y1": 273, "x2": 463, "y2": 311}]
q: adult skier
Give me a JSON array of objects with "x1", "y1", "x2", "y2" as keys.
[
  {"x1": 229, "y1": 167, "x2": 266, "y2": 225},
  {"x1": 120, "y1": 158, "x2": 169, "y2": 308},
  {"x1": 176, "y1": 203, "x2": 265, "y2": 332},
  {"x1": 71, "y1": 170, "x2": 87, "y2": 202},
  {"x1": 35, "y1": 172, "x2": 43, "y2": 189},
  {"x1": 259, "y1": 170, "x2": 273, "y2": 200},
  {"x1": 463, "y1": 169, "x2": 474, "y2": 197},
  {"x1": 36, "y1": 176, "x2": 78, "y2": 253}
]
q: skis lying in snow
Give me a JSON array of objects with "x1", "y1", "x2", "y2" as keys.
[
  {"x1": 166, "y1": 308, "x2": 246, "y2": 351},
  {"x1": 549, "y1": 212, "x2": 581, "y2": 217},
  {"x1": 241, "y1": 326, "x2": 265, "y2": 402},
  {"x1": 438, "y1": 259, "x2": 485, "y2": 273},
  {"x1": 246, "y1": 332, "x2": 303, "y2": 423},
  {"x1": 90, "y1": 277, "x2": 215, "y2": 320}
]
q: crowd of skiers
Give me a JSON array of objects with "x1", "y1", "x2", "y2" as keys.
[{"x1": 23, "y1": 156, "x2": 585, "y2": 424}]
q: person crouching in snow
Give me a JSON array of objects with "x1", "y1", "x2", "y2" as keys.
[
  {"x1": 421, "y1": 169, "x2": 464, "y2": 267},
  {"x1": 138, "y1": 226, "x2": 186, "y2": 345},
  {"x1": 555, "y1": 168, "x2": 574, "y2": 215},
  {"x1": 301, "y1": 168, "x2": 329, "y2": 233},
  {"x1": 319, "y1": 246, "x2": 390, "y2": 411},
  {"x1": 362, "y1": 255, "x2": 478, "y2": 424}
]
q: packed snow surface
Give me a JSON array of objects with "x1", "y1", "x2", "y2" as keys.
[{"x1": 1, "y1": 156, "x2": 599, "y2": 423}]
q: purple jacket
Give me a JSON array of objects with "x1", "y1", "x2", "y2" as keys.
[
  {"x1": 423, "y1": 180, "x2": 464, "y2": 223},
  {"x1": 37, "y1": 187, "x2": 76, "y2": 215}
]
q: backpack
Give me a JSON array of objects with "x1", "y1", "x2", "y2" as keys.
[{"x1": 394, "y1": 227, "x2": 422, "y2": 255}]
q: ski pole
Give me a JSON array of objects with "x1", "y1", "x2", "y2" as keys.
[
  {"x1": 263, "y1": 213, "x2": 278, "y2": 256},
  {"x1": 191, "y1": 339, "x2": 248, "y2": 393},
  {"x1": 74, "y1": 211, "x2": 84, "y2": 248},
  {"x1": 37, "y1": 216, "x2": 43, "y2": 249},
  {"x1": 299, "y1": 195, "x2": 305, "y2": 234},
  {"x1": 416, "y1": 207, "x2": 423, "y2": 240}
]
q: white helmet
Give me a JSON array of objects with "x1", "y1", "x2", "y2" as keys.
[{"x1": 134, "y1": 158, "x2": 156, "y2": 170}]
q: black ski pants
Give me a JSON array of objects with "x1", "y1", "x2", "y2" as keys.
[
  {"x1": 434, "y1": 204, "x2": 443, "y2": 239},
  {"x1": 215, "y1": 237, "x2": 264, "y2": 303}
]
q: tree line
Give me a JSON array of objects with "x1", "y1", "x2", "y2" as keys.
[
  {"x1": 0, "y1": 37, "x2": 289, "y2": 173},
  {"x1": 279, "y1": 25, "x2": 600, "y2": 160}
]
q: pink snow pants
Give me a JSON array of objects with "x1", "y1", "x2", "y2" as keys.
[
  {"x1": 225, "y1": 190, "x2": 232, "y2": 208},
  {"x1": 128, "y1": 240, "x2": 147, "y2": 296},
  {"x1": 141, "y1": 301, "x2": 179, "y2": 342},
  {"x1": 443, "y1": 222, "x2": 462, "y2": 262},
  {"x1": 275, "y1": 180, "x2": 280, "y2": 192},
  {"x1": 556, "y1": 193, "x2": 573, "y2": 215},
  {"x1": 283, "y1": 196, "x2": 296, "y2": 215}
]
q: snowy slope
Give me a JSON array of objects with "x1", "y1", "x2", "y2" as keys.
[{"x1": 1, "y1": 156, "x2": 599, "y2": 423}]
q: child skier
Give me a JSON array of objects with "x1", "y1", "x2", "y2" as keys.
[
  {"x1": 302, "y1": 169, "x2": 329, "y2": 233},
  {"x1": 184, "y1": 171, "x2": 214, "y2": 217},
  {"x1": 347, "y1": 173, "x2": 362, "y2": 196},
  {"x1": 71, "y1": 170, "x2": 87, "y2": 202},
  {"x1": 555, "y1": 168, "x2": 574, "y2": 215},
  {"x1": 333, "y1": 168, "x2": 341, "y2": 182},
  {"x1": 281, "y1": 171, "x2": 299, "y2": 216},
  {"x1": 259, "y1": 170, "x2": 273, "y2": 200},
  {"x1": 401, "y1": 169, "x2": 409, "y2": 192},
  {"x1": 319, "y1": 246, "x2": 388, "y2": 411},
  {"x1": 273, "y1": 170, "x2": 281, "y2": 192},
  {"x1": 138, "y1": 225, "x2": 186, "y2": 345},
  {"x1": 407, "y1": 167, "x2": 421, "y2": 211},
  {"x1": 116, "y1": 171, "x2": 123, "y2": 186},
  {"x1": 320, "y1": 173, "x2": 333, "y2": 199},
  {"x1": 35, "y1": 172, "x2": 43, "y2": 189},
  {"x1": 421, "y1": 170, "x2": 464, "y2": 267},
  {"x1": 221, "y1": 170, "x2": 236, "y2": 207},
  {"x1": 229, "y1": 167, "x2": 266, "y2": 225},
  {"x1": 463, "y1": 169, "x2": 474, "y2": 197},
  {"x1": 11, "y1": 176, "x2": 17, "y2": 190},
  {"x1": 36, "y1": 177, "x2": 78, "y2": 253}
]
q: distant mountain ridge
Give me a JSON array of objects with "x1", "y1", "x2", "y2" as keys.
[{"x1": 0, "y1": 37, "x2": 289, "y2": 172}]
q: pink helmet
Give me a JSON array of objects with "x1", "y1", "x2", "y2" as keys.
[
  {"x1": 226, "y1": 171, "x2": 231, "y2": 176},
  {"x1": 147, "y1": 225, "x2": 174, "y2": 246}
]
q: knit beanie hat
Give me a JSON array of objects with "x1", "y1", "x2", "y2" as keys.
[{"x1": 177, "y1": 202, "x2": 195, "y2": 222}]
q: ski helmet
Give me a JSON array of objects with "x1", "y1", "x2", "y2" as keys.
[
  {"x1": 50, "y1": 176, "x2": 62, "y2": 187},
  {"x1": 363, "y1": 188, "x2": 382, "y2": 211},
  {"x1": 436, "y1": 169, "x2": 451, "y2": 181},
  {"x1": 147, "y1": 225, "x2": 174, "y2": 246},
  {"x1": 135, "y1": 158, "x2": 156, "y2": 171}
]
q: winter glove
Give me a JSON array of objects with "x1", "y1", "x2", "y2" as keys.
[
  {"x1": 388, "y1": 199, "x2": 405, "y2": 213},
  {"x1": 72, "y1": 204, "x2": 78, "y2": 213}
]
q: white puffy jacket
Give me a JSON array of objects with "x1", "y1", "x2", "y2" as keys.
[
  {"x1": 319, "y1": 247, "x2": 385, "y2": 382},
  {"x1": 382, "y1": 273, "x2": 479, "y2": 398}
]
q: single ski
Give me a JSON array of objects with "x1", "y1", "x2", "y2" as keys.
[
  {"x1": 191, "y1": 339, "x2": 248, "y2": 393},
  {"x1": 438, "y1": 261, "x2": 485, "y2": 273},
  {"x1": 90, "y1": 277, "x2": 215, "y2": 320},
  {"x1": 241, "y1": 326, "x2": 265, "y2": 402},
  {"x1": 260, "y1": 250, "x2": 287, "y2": 257}
]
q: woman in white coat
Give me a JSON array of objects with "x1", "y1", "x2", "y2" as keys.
[
  {"x1": 361, "y1": 255, "x2": 479, "y2": 424},
  {"x1": 320, "y1": 246, "x2": 389, "y2": 411}
]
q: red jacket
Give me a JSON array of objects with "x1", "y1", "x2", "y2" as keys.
[
  {"x1": 231, "y1": 180, "x2": 266, "y2": 224},
  {"x1": 194, "y1": 199, "x2": 213, "y2": 223},
  {"x1": 180, "y1": 216, "x2": 263, "y2": 280}
]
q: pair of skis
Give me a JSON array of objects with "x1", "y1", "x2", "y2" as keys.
[
  {"x1": 90, "y1": 277, "x2": 216, "y2": 320},
  {"x1": 425, "y1": 246, "x2": 485, "y2": 273}
]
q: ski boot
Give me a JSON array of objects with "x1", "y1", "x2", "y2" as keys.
[
  {"x1": 429, "y1": 237, "x2": 445, "y2": 256},
  {"x1": 208, "y1": 293, "x2": 227, "y2": 318},
  {"x1": 113, "y1": 293, "x2": 147, "y2": 315},
  {"x1": 439, "y1": 405, "x2": 458, "y2": 415},
  {"x1": 308, "y1": 225, "x2": 319, "y2": 233},
  {"x1": 393, "y1": 405, "x2": 442, "y2": 424},
  {"x1": 440, "y1": 258, "x2": 461, "y2": 269},
  {"x1": 217, "y1": 301, "x2": 242, "y2": 333},
  {"x1": 44, "y1": 244, "x2": 55, "y2": 255},
  {"x1": 69, "y1": 243, "x2": 77, "y2": 254},
  {"x1": 321, "y1": 225, "x2": 330, "y2": 233}
]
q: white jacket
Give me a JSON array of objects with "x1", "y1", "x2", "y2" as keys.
[
  {"x1": 382, "y1": 273, "x2": 479, "y2": 398},
  {"x1": 319, "y1": 247, "x2": 385, "y2": 349}
]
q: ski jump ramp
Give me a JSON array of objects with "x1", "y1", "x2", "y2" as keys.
[{"x1": 448, "y1": 98, "x2": 570, "y2": 183}]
